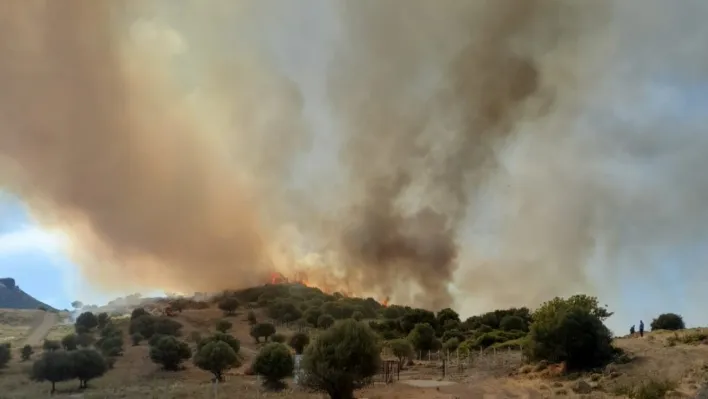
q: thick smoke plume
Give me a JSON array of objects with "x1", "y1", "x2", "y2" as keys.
[{"x1": 1, "y1": 0, "x2": 708, "y2": 324}]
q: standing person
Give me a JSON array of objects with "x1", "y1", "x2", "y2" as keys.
[
  {"x1": 630, "y1": 325, "x2": 635, "y2": 336},
  {"x1": 639, "y1": 320, "x2": 644, "y2": 337}
]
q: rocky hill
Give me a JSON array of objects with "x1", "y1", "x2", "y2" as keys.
[{"x1": 0, "y1": 277, "x2": 56, "y2": 311}]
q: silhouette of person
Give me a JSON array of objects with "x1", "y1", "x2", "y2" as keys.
[
  {"x1": 639, "y1": 320, "x2": 644, "y2": 337},
  {"x1": 630, "y1": 325, "x2": 635, "y2": 336}
]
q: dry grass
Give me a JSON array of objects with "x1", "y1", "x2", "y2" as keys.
[
  {"x1": 0, "y1": 309, "x2": 41, "y2": 345},
  {"x1": 2, "y1": 305, "x2": 708, "y2": 398}
]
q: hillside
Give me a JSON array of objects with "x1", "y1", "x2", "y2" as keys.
[
  {"x1": 0, "y1": 284, "x2": 707, "y2": 398},
  {"x1": 0, "y1": 278, "x2": 56, "y2": 311}
]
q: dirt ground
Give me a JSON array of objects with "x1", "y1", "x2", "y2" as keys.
[{"x1": 1, "y1": 307, "x2": 708, "y2": 398}]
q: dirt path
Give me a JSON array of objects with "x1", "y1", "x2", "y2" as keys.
[{"x1": 23, "y1": 311, "x2": 58, "y2": 346}]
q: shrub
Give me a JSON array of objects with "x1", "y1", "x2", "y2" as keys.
[
  {"x1": 149, "y1": 336, "x2": 191, "y2": 371},
  {"x1": 196, "y1": 332, "x2": 241, "y2": 355},
  {"x1": 304, "y1": 308, "x2": 322, "y2": 326},
  {"x1": 61, "y1": 334, "x2": 79, "y2": 351},
  {"x1": 129, "y1": 315, "x2": 156, "y2": 339},
  {"x1": 443, "y1": 338, "x2": 460, "y2": 352},
  {"x1": 30, "y1": 350, "x2": 74, "y2": 394},
  {"x1": 0, "y1": 344, "x2": 10, "y2": 368},
  {"x1": 250, "y1": 323, "x2": 276, "y2": 343},
  {"x1": 317, "y1": 314, "x2": 335, "y2": 329},
  {"x1": 271, "y1": 333, "x2": 286, "y2": 343},
  {"x1": 130, "y1": 307, "x2": 148, "y2": 320},
  {"x1": 97, "y1": 335, "x2": 124, "y2": 357},
  {"x1": 247, "y1": 310, "x2": 257, "y2": 325},
  {"x1": 216, "y1": 319, "x2": 233, "y2": 333},
  {"x1": 70, "y1": 349, "x2": 107, "y2": 389},
  {"x1": 288, "y1": 332, "x2": 310, "y2": 355},
  {"x1": 650, "y1": 313, "x2": 685, "y2": 331},
  {"x1": 527, "y1": 297, "x2": 614, "y2": 370},
  {"x1": 441, "y1": 329, "x2": 465, "y2": 343},
  {"x1": 352, "y1": 311, "x2": 364, "y2": 321},
  {"x1": 21, "y1": 344, "x2": 34, "y2": 361},
  {"x1": 499, "y1": 315, "x2": 527, "y2": 332},
  {"x1": 252, "y1": 343, "x2": 294, "y2": 389},
  {"x1": 302, "y1": 320, "x2": 381, "y2": 399},
  {"x1": 388, "y1": 338, "x2": 413, "y2": 369},
  {"x1": 131, "y1": 333, "x2": 144, "y2": 346},
  {"x1": 97, "y1": 312, "x2": 110, "y2": 329},
  {"x1": 218, "y1": 297, "x2": 240, "y2": 316},
  {"x1": 76, "y1": 333, "x2": 95, "y2": 348},
  {"x1": 194, "y1": 341, "x2": 240, "y2": 381},
  {"x1": 43, "y1": 340, "x2": 61, "y2": 352},
  {"x1": 154, "y1": 317, "x2": 183, "y2": 336},
  {"x1": 75, "y1": 312, "x2": 99, "y2": 332},
  {"x1": 407, "y1": 323, "x2": 436, "y2": 352},
  {"x1": 436, "y1": 308, "x2": 460, "y2": 327}
]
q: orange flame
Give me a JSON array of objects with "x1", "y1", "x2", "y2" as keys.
[{"x1": 265, "y1": 270, "x2": 391, "y2": 305}]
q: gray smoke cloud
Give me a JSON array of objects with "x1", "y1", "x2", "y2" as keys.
[{"x1": 1, "y1": 0, "x2": 707, "y2": 326}]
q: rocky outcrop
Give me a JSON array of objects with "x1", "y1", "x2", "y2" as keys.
[{"x1": 0, "y1": 277, "x2": 56, "y2": 310}]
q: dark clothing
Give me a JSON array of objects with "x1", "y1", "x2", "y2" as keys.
[{"x1": 639, "y1": 321, "x2": 644, "y2": 337}]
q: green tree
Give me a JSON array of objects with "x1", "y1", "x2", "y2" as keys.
[
  {"x1": 650, "y1": 313, "x2": 685, "y2": 331},
  {"x1": 218, "y1": 297, "x2": 240, "y2": 316},
  {"x1": 317, "y1": 314, "x2": 335, "y2": 329},
  {"x1": 0, "y1": 343, "x2": 10, "y2": 368},
  {"x1": 499, "y1": 315, "x2": 527, "y2": 332},
  {"x1": 194, "y1": 341, "x2": 240, "y2": 381},
  {"x1": 302, "y1": 320, "x2": 381, "y2": 399},
  {"x1": 61, "y1": 334, "x2": 79, "y2": 351},
  {"x1": 436, "y1": 308, "x2": 460, "y2": 328},
  {"x1": 388, "y1": 338, "x2": 413, "y2": 369},
  {"x1": 97, "y1": 312, "x2": 109, "y2": 329},
  {"x1": 21, "y1": 344, "x2": 34, "y2": 361},
  {"x1": 30, "y1": 351, "x2": 75, "y2": 394},
  {"x1": 304, "y1": 308, "x2": 322, "y2": 326},
  {"x1": 252, "y1": 343, "x2": 294, "y2": 389},
  {"x1": 533, "y1": 295, "x2": 613, "y2": 322},
  {"x1": 288, "y1": 332, "x2": 310, "y2": 355},
  {"x1": 196, "y1": 332, "x2": 240, "y2": 355},
  {"x1": 97, "y1": 335, "x2": 124, "y2": 357},
  {"x1": 75, "y1": 312, "x2": 99, "y2": 332},
  {"x1": 250, "y1": 323, "x2": 276, "y2": 343},
  {"x1": 443, "y1": 338, "x2": 460, "y2": 352},
  {"x1": 216, "y1": 319, "x2": 232, "y2": 333},
  {"x1": 149, "y1": 336, "x2": 191, "y2": 371},
  {"x1": 407, "y1": 323, "x2": 436, "y2": 352},
  {"x1": 527, "y1": 299, "x2": 615, "y2": 370},
  {"x1": 70, "y1": 349, "x2": 107, "y2": 389},
  {"x1": 43, "y1": 339, "x2": 61, "y2": 352},
  {"x1": 130, "y1": 307, "x2": 148, "y2": 320}
]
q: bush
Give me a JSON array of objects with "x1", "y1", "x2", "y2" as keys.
[
  {"x1": 149, "y1": 336, "x2": 191, "y2": 371},
  {"x1": 70, "y1": 349, "x2": 107, "y2": 389},
  {"x1": 317, "y1": 314, "x2": 335, "y2": 329},
  {"x1": 271, "y1": 333, "x2": 286, "y2": 343},
  {"x1": 407, "y1": 323, "x2": 436, "y2": 352},
  {"x1": 443, "y1": 338, "x2": 460, "y2": 352},
  {"x1": 0, "y1": 344, "x2": 10, "y2": 368},
  {"x1": 302, "y1": 320, "x2": 381, "y2": 399},
  {"x1": 218, "y1": 297, "x2": 240, "y2": 316},
  {"x1": 75, "y1": 312, "x2": 99, "y2": 332},
  {"x1": 499, "y1": 315, "x2": 527, "y2": 332},
  {"x1": 216, "y1": 319, "x2": 233, "y2": 333},
  {"x1": 21, "y1": 344, "x2": 34, "y2": 361},
  {"x1": 247, "y1": 310, "x2": 257, "y2": 325},
  {"x1": 288, "y1": 332, "x2": 310, "y2": 355},
  {"x1": 650, "y1": 313, "x2": 685, "y2": 331},
  {"x1": 196, "y1": 332, "x2": 241, "y2": 355},
  {"x1": 30, "y1": 351, "x2": 75, "y2": 394},
  {"x1": 527, "y1": 297, "x2": 615, "y2": 371},
  {"x1": 194, "y1": 341, "x2": 240, "y2": 381},
  {"x1": 97, "y1": 335, "x2": 124, "y2": 357},
  {"x1": 43, "y1": 340, "x2": 61, "y2": 352},
  {"x1": 131, "y1": 333, "x2": 144, "y2": 346},
  {"x1": 250, "y1": 323, "x2": 276, "y2": 343},
  {"x1": 441, "y1": 329, "x2": 465, "y2": 343},
  {"x1": 77, "y1": 333, "x2": 94, "y2": 348},
  {"x1": 388, "y1": 338, "x2": 413, "y2": 369},
  {"x1": 304, "y1": 308, "x2": 322, "y2": 326},
  {"x1": 130, "y1": 307, "x2": 148, "y2": 320},
  {"x1": 352, "y1": 311, "x2": 364, "y2": 321},
  {"x1": 252, "y1": 343, "x2": 294, "y2": 389},
  {"x1": 61, "y1": 334, "x2": 79, "y2": 351},
  {"x1": 97, "y1": 312, "x2": 109, "y2": 329}
]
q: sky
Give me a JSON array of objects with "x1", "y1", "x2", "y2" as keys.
[{"x1": 2, "y1": 1, "x2": 708, "y2": 336}]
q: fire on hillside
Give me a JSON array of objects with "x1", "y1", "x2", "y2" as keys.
[{"x1": 268, "y1": 271, "x2": 390, "y2": 307}]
